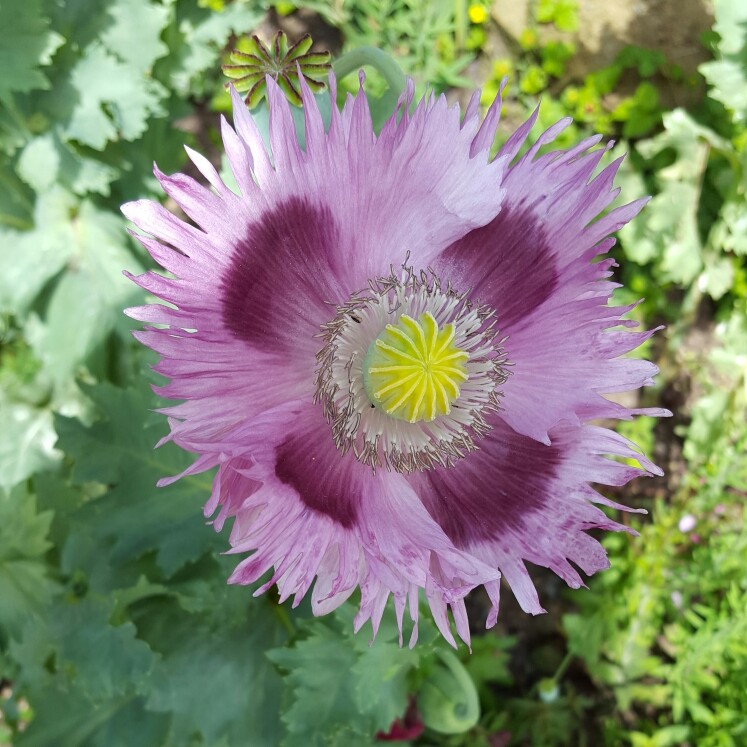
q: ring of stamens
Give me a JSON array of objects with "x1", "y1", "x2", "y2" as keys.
[{"x1": 315, "y1": 265, "x2": 510, "y2": 474}]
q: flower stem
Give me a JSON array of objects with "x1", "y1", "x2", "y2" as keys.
[
  {"x1": 268, "y1": 597, "x2": 295, "y2": 636},
  {"x1": 332, "y1": 46, "x2": 406, "y2": 96},
  {"x1": 552, "y1": 650, "x2": 574, "y2": 683}
]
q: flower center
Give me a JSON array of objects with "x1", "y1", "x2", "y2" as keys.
[
  {"x1": 315, "y1": 265, "x2": 510, "y2": 473},
  {"x1": 363, "y1": 312, "x2": 469, "y2": 423}
]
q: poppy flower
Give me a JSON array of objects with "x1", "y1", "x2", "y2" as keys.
[{"x1": 123, "y1": 73, "x2": 667, "y2": 647}]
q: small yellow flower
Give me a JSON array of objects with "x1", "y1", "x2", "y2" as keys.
[
  {"x1": 493, "y1": 59, "x2": 512, "y2": 79},
  {"x1": 468, "y1": 4, "x2": 488, "y2": 24},
  {"x1": 563, "y1": 87, "x2": 580, "y2": 105},
  {"x1": 519, "y1": 28, "x2": 538, "y2": 50}
]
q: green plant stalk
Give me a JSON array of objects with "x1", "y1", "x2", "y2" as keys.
[
  {"x1": 454, "y1": 0, "x2": 467, "y2": 51},
  {"x1": 269, "y1": 596, "x2": 296, "y2": 636},
  {"x1": 332, "y1": 46, "x2": 406, "y2": 96},
  {"x1": 552, "y1": 649, "x2": 574, "y2": 683}
]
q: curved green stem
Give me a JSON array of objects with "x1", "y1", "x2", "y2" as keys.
[
  {"x1": 552, "y1": 649, "x2": 574, "y2": 683},
  {"x1": 332, "y1": 47, "x2": 406, "y2": 96},
  {"x1": 535, "y1": 650, "x2": 575, "y2": 703},
  {"x1": 419, "y1": 648, "x2": 480, "y2": 734}
]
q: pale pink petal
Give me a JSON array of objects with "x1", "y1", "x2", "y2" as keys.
[{"x1": 124, "y1": 78, "x2": 667, "y2": 646}]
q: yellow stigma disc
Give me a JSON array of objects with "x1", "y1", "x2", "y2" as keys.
[{"x1": 363, "y1": 312, "x2": 469, "y2": 423}]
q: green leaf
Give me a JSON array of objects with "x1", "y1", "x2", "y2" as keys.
[
  {"x1": 269, "y1": 622, "x2": 365, "y2": 746},
  {"x1": 463, "y1": 634, "x2": 514, "y2": 693},
  {"x1": 1, "y1": 187, "x2": 139, "y2": 386},
  {"x1": 10, "y1": 373, "x2": 290, "y2": 745},
  {"x1": 537, "y1": 0, "x2": 578, "y2": 31},
  {"x1": 633, "y1": 110, "x2": 728, "y2": 285},
  {"x1": 615, "y1": 149, "x2": 659, "y2": 265},
  {"x1": 16, "y1": 691, "x2": 168, "y2": 747},
  {"x1": 21, "y1": 197, "x2": 143, "y2": 385},
  {"x1": 63, "y1": 43, "x2": 167, "y2": 149},
  {"x1": 350, "y1": 633, "x2": 421, "y2": 732},
  {"x1": 104, "y1": 112, "x2": 193, "y2": 202},
  {"x1": 701, "y1": 59, "x2": 747, "y2": 116},
  {"x1": 0, "y1": 484, "x2": 52, "y2": 556},
  {"x1": 0, "y1": 483, "x2": 57, "y2": 637},
  {"x1": 0, "y1": 0, "x2": 64, "y2": 99},
  {"x1": 55, "y1": 380, "x2": 220, "y2": 580},
  {"x1": 46, "y1": 0, "x2": 119, "y2": 51},
  {"x1": 32, "y1": 472, "x2": 89, "y2": 551},
  {"x1": 712, "y1": 197, "x2": 747, "y2": 256},
  {"x1": 697, "y1": 256, "x2": 735, "y2": 300},
  {"x1": 269, "y1": 605, "x2": 437, "y2": 746},
  {"x1": 0, "y1": 187, "x2": 78, "y2": 315},
  {"x1": 700, "y1": 0, "x2": 747, "y2": 117},
  {"x1": 129, "y1": 564, "x2": 289, "y2": 746},
  {"x1": 651, "y1": 725, "x2": 691, "y2": 746},
  {"x1": 17, "y1": 132, "x2": 119, "y2": 196},
  {"x1": 11, "y1": 592, "x2": 166, "y2": 747},
  {"x1": 10, "y1": 596, "x2": 155, "y2": 702},
  {"x1": 564, "y1": 611, "x2": 608, "y2": 673},
  {"x1": 683, "y1": 390, "x2": 731, "y2": 461},
  {"x1": 146, "y1": 609, "x2": 286, "y2": 746},
  {"x1": 0, "y1": 162, "x2": 34, "y2": 227},
  {"x1": 0, "y1": 399, "x2": 58, "y2": 490},
  {"x1": 100, "y1": 0, "x2": 170, "y2": 75}
]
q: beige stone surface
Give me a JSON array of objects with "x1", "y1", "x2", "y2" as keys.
[
  {"x1": 491, "y1": 0, "x2": 714, "y2": 77},
  {"x1": 570, "y1": 0, "x2": 713, "y2": 76},
  {"x1": 491, "y1": 0, "x2": 530, "y2": 42}
]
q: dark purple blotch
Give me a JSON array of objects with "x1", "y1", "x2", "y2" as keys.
[
  {"x1": 221, "y1": 197, "x2": 343, "y2": 349},
  {"x1": 275, "y1": 431, "x2": 359, "y2": 528},
  {"x1": 417, "y1": 416, "x2": 563, "y2": 546},
  {"x1": 437, "y1": 205, "x2": 558, "y2": 330}
]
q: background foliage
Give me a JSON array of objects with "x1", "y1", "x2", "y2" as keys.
[{"x1": 1, "y1": 0, "x2": 746, "y2": 745}]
